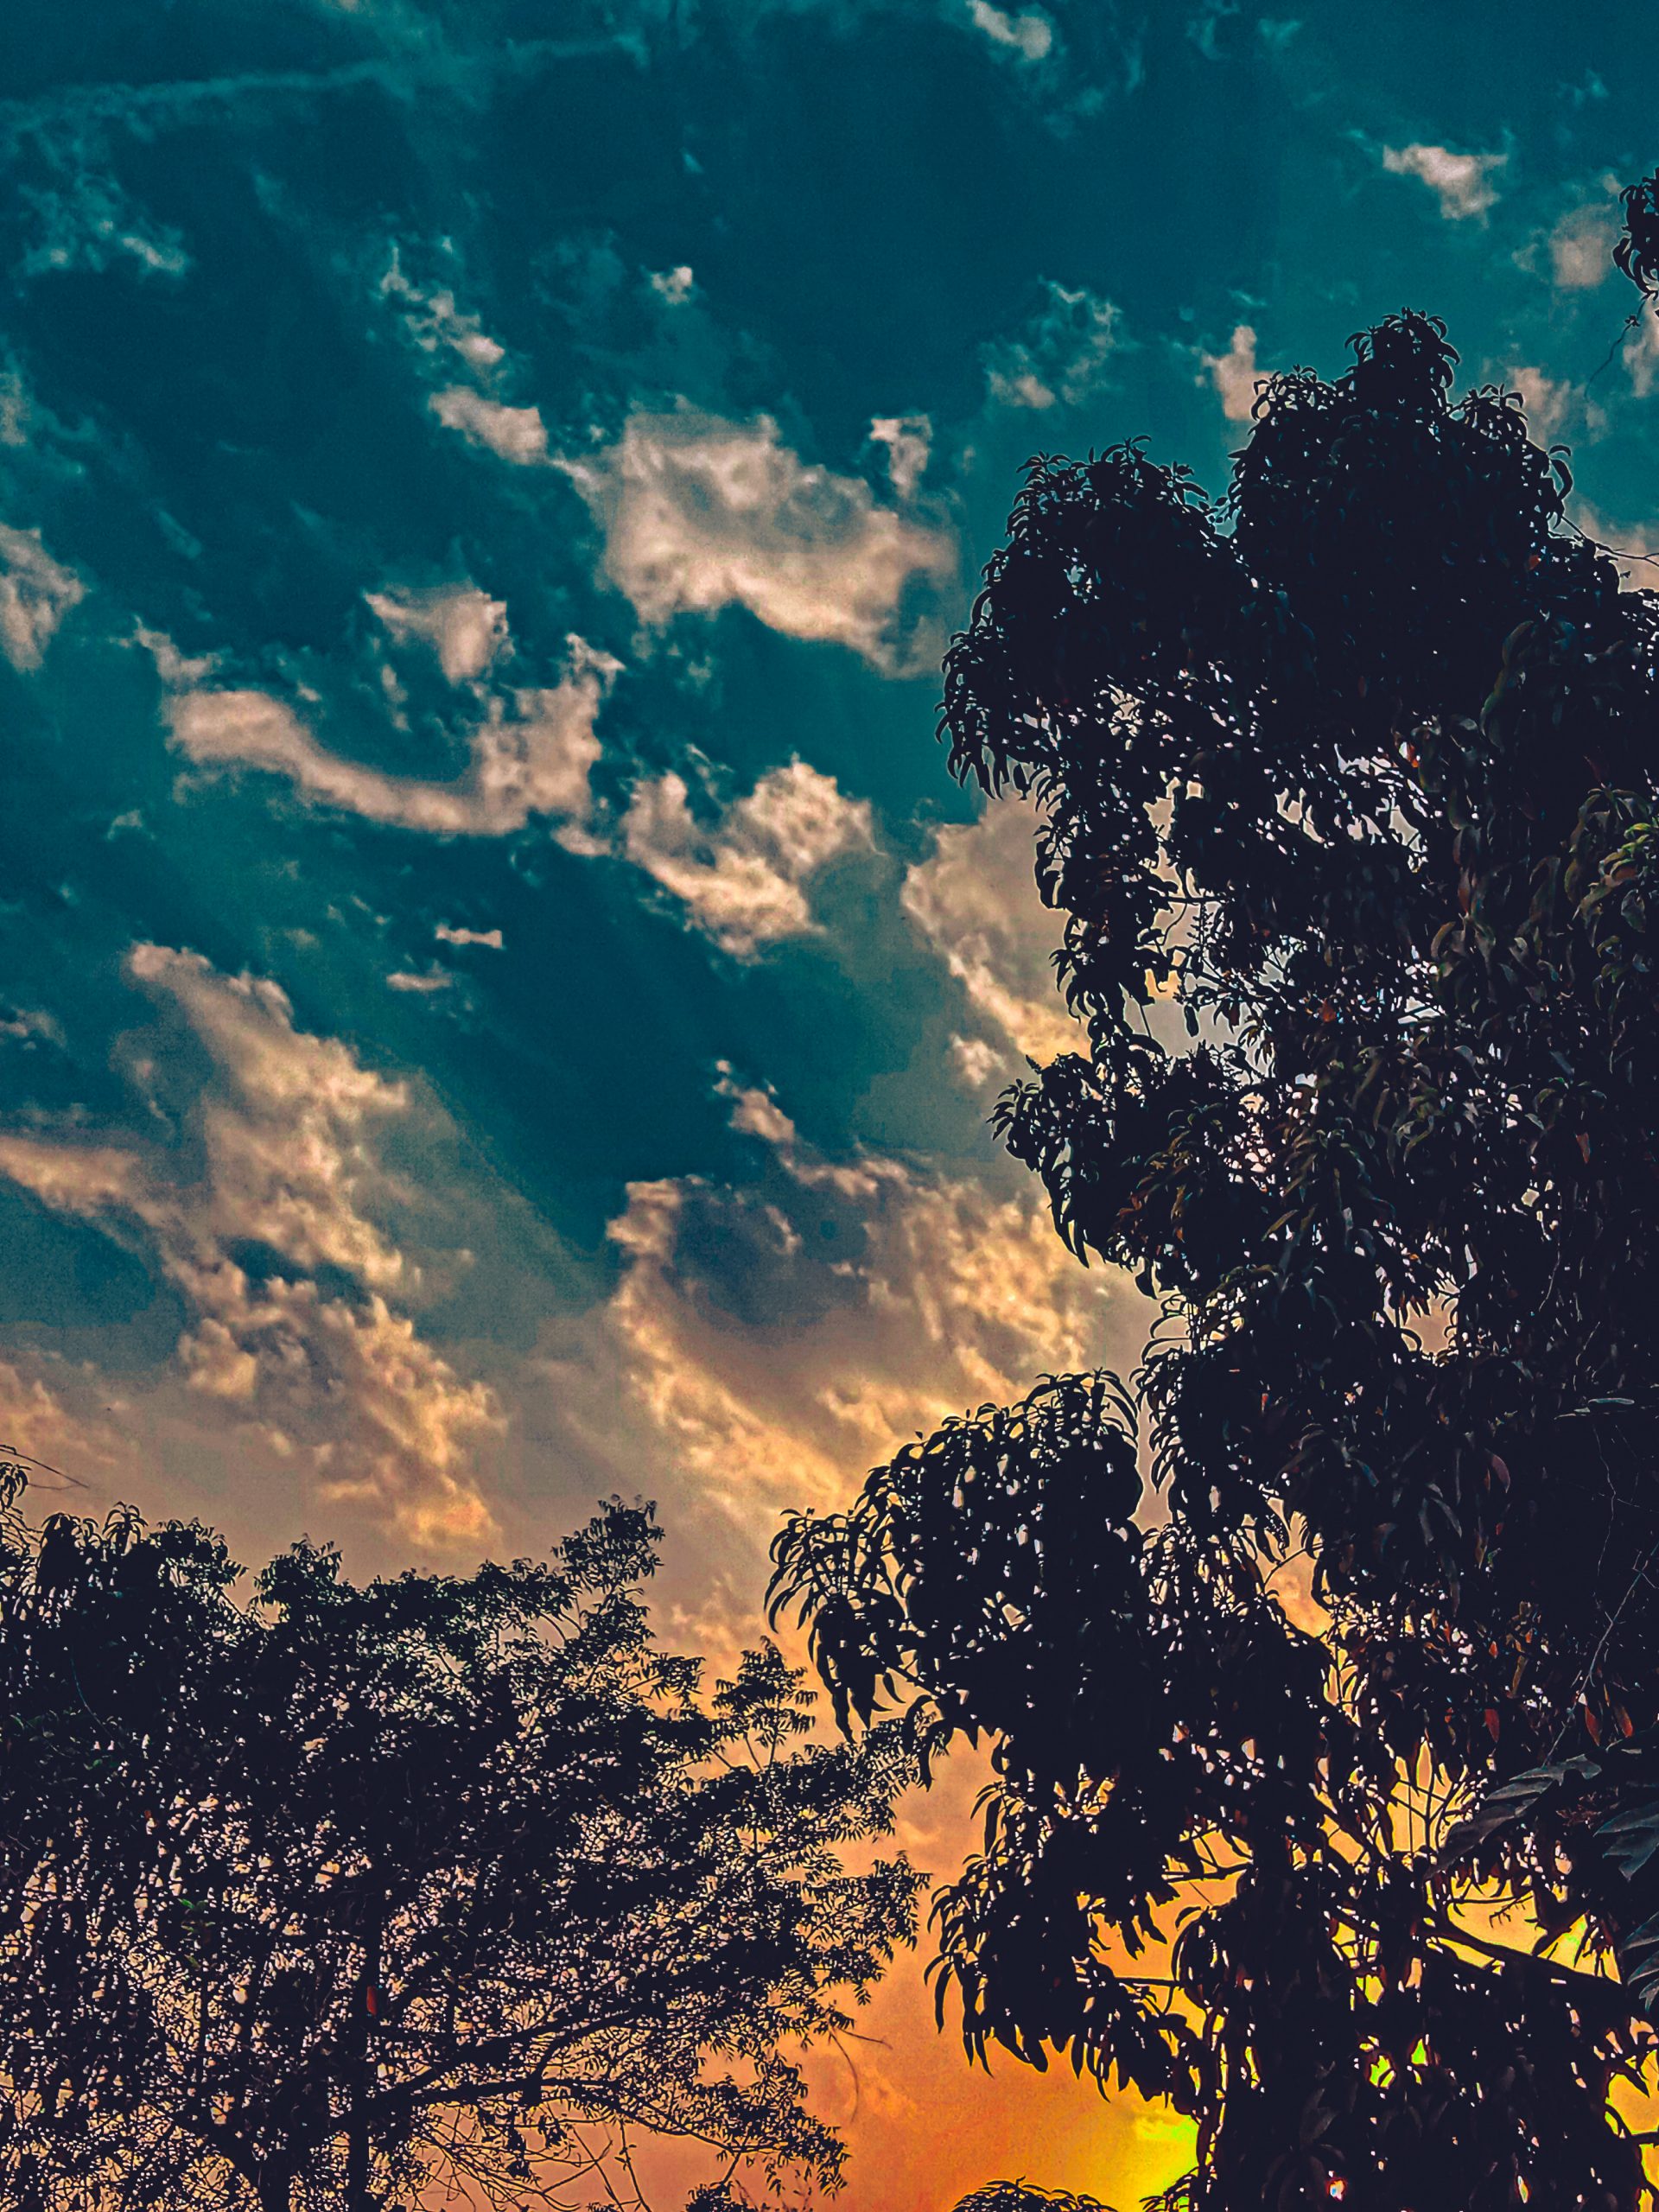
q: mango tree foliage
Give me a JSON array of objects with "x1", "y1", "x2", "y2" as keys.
[
  {"x1": 0, "y1": 1465, "x2": 919, "y2": 2212},
  {"x1": 776, "y1": 213, "x2": 1659, "y2": 2212}
]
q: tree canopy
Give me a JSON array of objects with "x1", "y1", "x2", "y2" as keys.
[
  {"x1": 0, "y1": 1465, "x2": 919, "y2": 2212},
  {"x1": 774, "y1": 194, "x2": 1659, "y2": 2209}
]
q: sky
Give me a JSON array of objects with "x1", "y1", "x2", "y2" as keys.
[{"x1": 3, "y1": 1, "x2": 1659, "y2": 2204}]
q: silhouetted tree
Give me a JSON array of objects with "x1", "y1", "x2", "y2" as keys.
[
  {"x1": 0, "y1": 1464, "x2": 919, "y2": 2212},
  {"x1": 949, "y1": 2189, "x2": 1111, "y2": 2212},
  {"x1": 777, "y1": 188, "x2": 1659, "y2": 2211}
]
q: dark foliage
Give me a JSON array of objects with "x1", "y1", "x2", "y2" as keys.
[
  {"x1": 949, "y1": 2187, "x2": 1114, "y2": 2212},
  {"x1": 1618, "y1": 168, "x2": 1659, "y2": 304},
  {"x1": 0, "y1": 1465, "x2": 920, "y2": 2212},
  {"x1": 775, "y1": 303, "x2": 1659, "y2": 2207}
]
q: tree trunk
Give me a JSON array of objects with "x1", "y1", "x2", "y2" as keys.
[
  {"x1": 256, "y1": 2166, "x2": 291, "y2": 2212},
  {"x1": 346, "y1": 2102, "x2": 370, "y2": 2212},
  {"x1": 346, "y1": 1916, "x2": 382, "y2": 2211}
]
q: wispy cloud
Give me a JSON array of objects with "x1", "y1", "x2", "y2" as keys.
[
  {"x1": 1380, "y1": 142, "x2": 1506, "y2": 221},
  {"x1": 559, "y1": 408, "x2": 956, "y2": 674},
  {"x1": 0, "y1": 947, "x2": 502, "y2": 1548},
  {"x1": 983, "y1": 280, "x2": 1124, "y2": 410},
  {"x1": 435, "y1": 922, "x2": 503, "y2": 950},
  {"x1": 1545, "y1": 200, "x2": 1618, "y2": 289},
  {"x1": 963, "y1": 0, "x2": 1054, "y2": 63},
  {"x1": 379, "y1": 250, "x2": 507, "y2": 371},
  {"x1": 16, "y1": 170, "x2": 190, "y2": 283},
  {"x1": 379, "y1": 249, "x2": 552, "y2": 464},
  {"x1": 537, "y1": 1069, "x2": 1128, "y2": 1562},
  {"x1": 429, "y1": 386, "x2": 550, "y2": 466},
  {"x1": 1198, "y1": 322, "x2": 1263, "y2": 423},
  {"x1": 164, "y1": 636, "x2": 616, "y2": 840},
  {"x1": 901, "y1": 795, "x2": 1080, "y2": 1078},
  {"x1": 623, "y1": 760, "x2": 874, "y2": 957},
  {"x1": 0, "y1": 524, "x2": 85, "y2": 671},
  {"x1": 365, "y1": 584, "x2": 510, "y2": 684}
]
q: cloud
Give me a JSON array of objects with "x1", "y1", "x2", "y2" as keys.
[
  {"x1": 901, "y1": 795, "x2": 1081, "y2": 1077},
  {"x1": 648, "y1": 264, "x2": 696, "y2": 303},
  {"x1": 0, "y1": 1358, "x2": 128, "y2": 1504},
  {"x1": 1567, "y1": 499, "x2": 1659, "y2": 582},
  {"x1": 1199, "y1": 323, "x2": 1263, "y2": 423},
  {"x1": 365, "y1": 584, "x2": 510, "y2": 685},
  {"x1": 1381, "y1": 143, "x2": 1505, "y2": 222},
  {"x1": 868, "y1": 414, "x2": 932, "y2": 500},
  {"x1": 558, "y1": 408, "x2": 955, "y2": 674},
  {"x1": 16, "y1": 171, "x2": 190, "y2": 283},
  {"x1": 166, "y1": 637, "x2": 616, "y2": 839},
  {"x1": 1627, "y1": 308, "x2": 1659, "y2": 402},
  {"x1": 165, "y1": 628, "x2": 869, "y2": 953},
  {"x1": 1547, "y1": 202, "x2": 1618, "y2": 289},
  {"x1": 964, "y1": 0, "x2": 1054, "y2": 62},
  {"x1": 380, "y1": 251, "x2": 507, "y2": 371},
  {"x1": 983, "y1": 280, "x2": 1125, "y2": 410},
  {"x1": 1507, "y1": 365, "x2": 1582, "y2": 443},
  {"x1": 435, "y1": 923, "x2": 503, "y2": 950},
  {"x1": 623, "y1": 759, "x2": 874, "y2": 957},
  {"x1": 0, "y1": 947, "x2": 501, "y2": 1548},
  {"x1": 537, "y1": 1072, "x2": 1129, "y2": 1556},
  {"x1": 0, "y1": 524, "x2": 85, "y2": 671},
  {"x1": 381, "y1": 253, "x2": 550, "y2": 462},
  {"x1": 429, "y1": 386, "x2": 550, "y2": 466}
]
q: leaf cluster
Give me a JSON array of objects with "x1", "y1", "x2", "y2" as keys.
[
  {"x1": 777, "y1": 305, "x2": 1659, "y2": 2208},
  {"x1": 0, "y1": 1483, "x2": 921, "y2": 2212}
]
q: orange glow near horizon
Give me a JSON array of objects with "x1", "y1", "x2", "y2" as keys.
[
  {"x1": 631, "y1": 1951, "x2": 1197, "y2": 2212},
  {"x1": 804, "y1": 1957, "x2": 1198, "y2": 2212}
]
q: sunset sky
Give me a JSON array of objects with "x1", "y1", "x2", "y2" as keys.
[{"x1": 3, "y1": 2, "x2": 1659, "y2": 2203}]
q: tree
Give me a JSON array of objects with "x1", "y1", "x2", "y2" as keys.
[
  {"x1": 949, "y1": 2190, "x2": 1111, "y2": 2212},
  {"x1": 0, "y1": 1464, "x2": 920, "y2": 2212},
  {"x1": 773, "y1": 192, "x2": 1659, "y2": 2210}
]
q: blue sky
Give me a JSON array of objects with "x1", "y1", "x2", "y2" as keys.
[
  {"x1": 1, "y1": 0, "x2": 1656, "y2": 1665},
  {"x1": 0, "y1": 0, "x2": 1654, "y2": 1610},
  {"x1": 10, "y1": 4, "x2": 1659, "y2": 2202}
]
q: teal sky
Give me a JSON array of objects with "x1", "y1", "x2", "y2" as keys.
[{"x1": 1, "y1": 0, "x2": 1656, "y2": 1647}]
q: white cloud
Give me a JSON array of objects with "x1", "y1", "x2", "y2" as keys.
[
  {"x1": 166, "y1": 637, "x2": 616, "y2": 840},
  {"x1": 429, "y1": 387, "x2": 550, "y2": 466},
  {"x1": 18, "y1": 174, "x2": 190, "y2": 283},
  {"x1": 0, "y1": 1358, "x2": 127, "y2": 1503},
  {"x1": 1567, "y1": 499, "x2": 1659, "y2": 582},
  {"x1": 1508, "y1": 365, "x2": 1579, "y2": 442},
  {"x1": 1199, "y1": 322, "x2": 1263, "y2": 423},
  {"x1": 380, "y1": 253, "x2": 550, "y2": 464},
  {"x1": 559, "y1": 408, "x2": 955, "y2": 675},
  {"x1": 623, "y1": 759, "x2": 874, "y2": 957},
  {"x1": 365, "y1": 583, "x2": 509, "y2": 685},
  {"x1": 536, "y1": 1074, "x2": 1129, "y2": 1551},
  {"x1": 947, "y1": 1033, "x2": 1005, "y2": 1090},
  {"x1": 868, "y1": 413, "x2": 932, "y2": 500},
  {"x1": 0, "y1": 523, "x2": 85, "y2": 671},
  {"x1": 965, "y1": 0, "x2": 1054, "y2": 61},
  {"x1": 1547, "y1": 202, "x2": 1618, "y2": 289},
  {"x1": 0, "y1": 948, "x2": 501, "y2": 1548},
  {"x1": 901, "y1": 795, "x2": 1081, "y2": 1076},
  {"x1": 1381, "y1": 143, "x2": 1506, "y2": 222},
  {"x1": 1629, "y1": 308, "x2": 1659, "y2": 402},
  {"x1": 380, "y1": 251, "x2": 506, "y2": 372},
  {"x1": 648, "y1": 264, "x2": 696, "y2": 303},
  {"x1": 435, "y1": 923, "x2": 503, "y2": 950},
  {"x1": 386, "y1": 969, "x2": 454, "y2": 994},
  {"x1": 0, "y1": 369, "x2": 29, "y2": 449},
  {"x1": 983, "y1": 280, "x2": 1124, "y2": 410}
]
